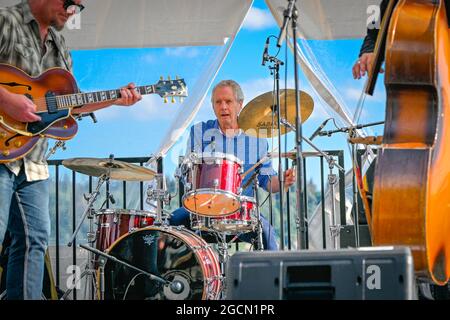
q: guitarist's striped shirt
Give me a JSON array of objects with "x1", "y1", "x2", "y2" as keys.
[{"x1": 0, "y1": 0, "x2": 73, "y2": 181}]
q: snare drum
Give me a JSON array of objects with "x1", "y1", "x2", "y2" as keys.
[
  {"x1": 96, "y1": 209, "x2": 156, "y2": 252},
  {"x1": 182, "y1": 153, "x2": 243, "y2": 217},
  {"x1": 210, "y1": 196, "x2": 257, "y2": 234}
]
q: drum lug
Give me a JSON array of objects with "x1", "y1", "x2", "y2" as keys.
[
  {"x1": 237, "y1": 187, "x2": 242, "y2": 195},
  {"x1": 185, "y1": 182, "x2": 192, "y2": 191},
  {"x1": 213, "y1": 179, "x2": 219, "y2": 188}
]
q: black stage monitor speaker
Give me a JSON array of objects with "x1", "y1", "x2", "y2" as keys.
[{"x1": 226, "y1": 246, "x2": 415, "y2": 300}]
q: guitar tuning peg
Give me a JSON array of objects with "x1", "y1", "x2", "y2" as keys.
[
  {"x1": 160, "y1": 76, "x2": 164, "y2": 81},
  {"x1": 179, "y1": 97, "x2": 184, "y2": 103},
  {"x1": 171, "y1": 97, "x2": 175, "y2": 103},
  {"x1": 176, "y1": 75, "x2": 180, "y2": 80},
  {"x1": 164, "y1": 97, "x2": 168, "y2": 103},
  {"x1": 167, "y1": 75, "x2": 171, "y2": 81}
]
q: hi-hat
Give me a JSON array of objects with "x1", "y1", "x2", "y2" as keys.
[
  {"x1": 238, "y1": 89, "x2": 314, "y2": 137},
  {"x1": 62, "y1": 157, "x2": 156, "y2": 181}
]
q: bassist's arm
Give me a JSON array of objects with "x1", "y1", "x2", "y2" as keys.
[{"x1": 353, "y1": 0, "x2": 389, "y2": 79}]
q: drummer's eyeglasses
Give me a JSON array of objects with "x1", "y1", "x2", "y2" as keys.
[{"x1": 64, "y1": 0, "x2": 85, "y2": 14}]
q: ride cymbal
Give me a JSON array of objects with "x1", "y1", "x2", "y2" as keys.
[
  {"x1": 238, "y1": 89, "x2": 314, "y2": 137},
  {"x1": 62, "y1": 157, "x2": 156, "y2": 181}
]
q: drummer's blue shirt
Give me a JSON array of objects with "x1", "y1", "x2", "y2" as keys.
[{"x1": 186, "y1": 119, "x2": 277, "y2": 196}]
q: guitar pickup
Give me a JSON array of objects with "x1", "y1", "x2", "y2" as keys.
[{"x1": 45, "y1": 91, "x2": 58, "y2": 114}]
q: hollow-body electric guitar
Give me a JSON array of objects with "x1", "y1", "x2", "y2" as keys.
[{"x1": 0, "y1": 63, "x2": 187, "y2": 163}]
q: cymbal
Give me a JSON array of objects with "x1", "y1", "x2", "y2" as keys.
[
  {"x1": 268, "y1": 151, "x2": 321, "y2": 160},
  {"x1": 238, "y1": 89, "x2": 314, "y2": 137},
  {"x1": 62, "y1": 158, "x2": 156, "y2": 181}
]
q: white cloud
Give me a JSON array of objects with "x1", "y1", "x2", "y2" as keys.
[{"x1": 243, "y1": 7, "x2": 277, "y2": 31}]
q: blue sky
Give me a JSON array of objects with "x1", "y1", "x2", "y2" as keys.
[{"x1": 55, "y1": 0, "x2": 386, "y2": 184}]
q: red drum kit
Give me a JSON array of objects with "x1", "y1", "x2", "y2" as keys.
[
  {"x1": 58, "y1": 90, "x2": 318, "y2": 300},
  {"x1": 61, "y1": 152, "x2": 265, "y2": 300}
]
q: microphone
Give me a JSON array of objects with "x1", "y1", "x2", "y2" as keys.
[
  {"x1": 261, "y1": 37, "x2": 270, "y2": 66},
  {"x1": 109, "y1": 194, "x2": 116, "y2": 204},
  {"x1": 309, "y1": 118, "x2": 330, "y2": 141},
  {"x1": 277, "y1": 0, "x2": 296, "y2": 47}
]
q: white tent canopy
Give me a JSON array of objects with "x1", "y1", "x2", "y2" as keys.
[
  {"x1": 267, "y1": 0, "x2": 382, "y2": 40},
  {"x1": 2, "y1": 0, "x2": 252, "y2": 49}
]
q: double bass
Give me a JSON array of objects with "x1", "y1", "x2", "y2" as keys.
[{"x1": 370, "y1": 0, "x2": 450, "y2": 285}]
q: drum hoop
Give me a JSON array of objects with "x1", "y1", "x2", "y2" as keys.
[
  {"x1": 183, "y1": 189, "x2": 241, "y2": 217},
  {"x1": 211, "y1": 219, "x2": 253, "y2": 225},
  {"x1": 96, "y1": 209, "x2": 157, "y2": 217},
  {"x1": 190, "y1": 152, "x2": 243, "y2": 166}
]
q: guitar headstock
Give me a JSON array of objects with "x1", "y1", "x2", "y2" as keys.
[{"x1": 155, "y1": 76, "x2": 188, "y2": 103}]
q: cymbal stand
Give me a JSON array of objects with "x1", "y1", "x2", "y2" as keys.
[
  {"x1": 63, "y1": 174, "x2": 108, "y2": 300},
  {"x1": 146, "y1": 174, "x2": 171, "y2": 225},
  {"x1": 253, "y1": 171, "x2": 265, "y2": 251},
  {"x1": 326, "y1": 157, "x2": 341, "y2": 249}
]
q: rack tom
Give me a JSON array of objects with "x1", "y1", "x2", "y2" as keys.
[{"x1": 181, "y1": 152, "x2": 243, "y2": 217}]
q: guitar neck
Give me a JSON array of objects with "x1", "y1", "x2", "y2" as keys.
[{"x1": 55, "y1": 85, "x2": 156, "y2": 110}]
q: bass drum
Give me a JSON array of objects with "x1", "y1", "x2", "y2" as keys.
[{"x1": 102, "y1": 226, "x2": 222, "y2": 300}]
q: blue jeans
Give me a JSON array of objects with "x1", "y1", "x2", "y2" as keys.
[
  {"x1": 170, "y1": 207, "x2": 278, "y2": 250},
  {"x1": 0, "y1": 165, "x2": 50, "y2": 300}
]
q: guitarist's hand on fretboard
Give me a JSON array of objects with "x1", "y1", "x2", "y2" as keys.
[
  {"x1": 0, "y1": 87, "x2": 41, "y2": 122},
  {"x1": 115, "y1": 83, "x2": 142, "y2": 107}
]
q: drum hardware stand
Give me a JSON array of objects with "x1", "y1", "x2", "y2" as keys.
[
  {"x1": 146, "y1": 174, "x2": 172, "y2": 225},
  {"x1": 213, "y1": 232, "x2": 230, "y2": 299},
  {"x1": 326, "y1": 156, "x2": 341, "y2": 249},
  {"x1": 280, "y1": 118, "x2": 345, "y2": 249},
  {"x1": 317, "y1": 121, "x2": 384, "y2": 248},
  {"x1": 252, "y1": 170, "x2": 265, "y2": 251},
  {"x1": 45, "y1": 140, "x2": 66, "y2": 160},
  {"x1": 64, "y1": 172, "x2": 110, "y2": 300}
]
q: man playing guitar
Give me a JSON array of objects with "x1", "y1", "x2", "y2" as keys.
[{"x1": 0, "y1": 0, "x2": 141, "y2": 299}]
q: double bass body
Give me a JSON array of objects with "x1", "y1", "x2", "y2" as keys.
[{"x1": 372, "y1": 0, "x2": 450, "y2": 285}]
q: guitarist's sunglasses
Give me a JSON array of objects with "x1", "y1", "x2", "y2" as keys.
[{"x1": 63, "y1": 0, "x2": 85, "y2": 14}]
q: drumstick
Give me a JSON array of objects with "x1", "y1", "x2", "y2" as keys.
[{"x1": 241, "y1": 146, "x2": 279, "y2": 180}]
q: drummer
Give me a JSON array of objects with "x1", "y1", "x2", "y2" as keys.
[{"x1": 170, "y1": 80, "x2": 295, "y2": 250}]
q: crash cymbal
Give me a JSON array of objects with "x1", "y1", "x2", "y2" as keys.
[
  {"x1": 62, "y1": 157, "x2": 156, "y2": 181},
  {"x1": 238, "y1": 89, "x2": 314, "y2": 137}
]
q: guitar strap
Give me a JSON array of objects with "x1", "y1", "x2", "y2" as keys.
[{"x1": 48, "y1": 28, "x2": 71, "y2": 72}]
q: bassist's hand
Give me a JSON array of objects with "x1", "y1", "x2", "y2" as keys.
[
  {"x1": 352, "y1": 52, "x2": 384, "y2": 80},
  {"x1": 0, "y1": 90, "x2": 41, "y2": 122}
]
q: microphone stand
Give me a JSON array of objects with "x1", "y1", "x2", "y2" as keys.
[
  {"x1": 318, "y1": 121, "x2": 384, "y2": 137},
  {"x1": 263, "y1": 50, "x2": 286, "y2": 250},
  {"x1": 276, "y1": 0, "x2": 307, "y2": 250}
]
